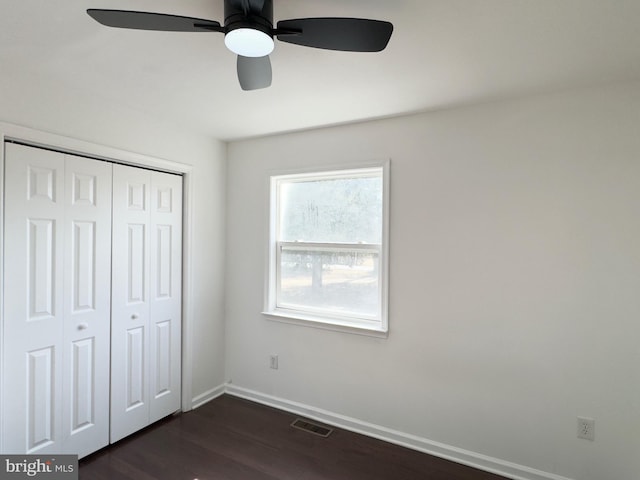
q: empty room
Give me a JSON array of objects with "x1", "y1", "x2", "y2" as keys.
[{"x1": 0, "y1": 1, "x2": 638, "y2": 480}]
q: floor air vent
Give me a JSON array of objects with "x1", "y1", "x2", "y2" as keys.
[{"x1": 291, "y1": 418, "x2": 333, "y2": 437}]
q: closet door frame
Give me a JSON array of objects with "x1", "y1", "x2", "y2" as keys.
[{"x1": 0, "y1": 123, "x2": 197, "y2": 453}]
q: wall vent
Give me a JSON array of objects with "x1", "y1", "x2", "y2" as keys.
[{"x1": 291, "y1": 418, "x2": 333, "y2": 437}]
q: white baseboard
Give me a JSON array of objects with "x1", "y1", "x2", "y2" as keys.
[
  {"x1": 223, "y1": 384, "x2": 573, "y2": 480},
  {"x1": 191, "y1": 384, "x2": 226, "y2": 410}
]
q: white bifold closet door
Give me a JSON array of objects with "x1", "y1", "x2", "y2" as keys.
[
  {"x1": 110, "y1": 164, "x2": 182, "y2": 443},
  {"x1": 2, "y1": 144, "x2": 183, "y2": 456},
  {"x1": 2, "y1": 143, "x2": 112, "y2": 457}
]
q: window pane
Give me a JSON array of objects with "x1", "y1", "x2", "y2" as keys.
[
  {"x1": 278, "y1": 246, "x2": 379, "y2": 318},
  {"x1": 279, "y1": 174, "x2": 382, "y2": 243}
]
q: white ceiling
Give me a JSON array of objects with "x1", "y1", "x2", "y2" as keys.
[{"x1": 1, "y1": 0, "x2": 640, "y2": 141}]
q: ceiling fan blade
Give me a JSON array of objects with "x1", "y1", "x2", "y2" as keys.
[
  {"x1": 237, "y1": 55, "x2": 272, "y2": 90},
  {"x1": 276, "y1": 18, "x2": 393, "y2": 52},
  {"x1": 87, "y1": 9, "x2": 223, "y2": 32}
]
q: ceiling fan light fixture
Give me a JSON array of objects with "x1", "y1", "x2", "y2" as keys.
[
  {"x1": 87, "y1": 0, "x2": 394, "y2": 91},
  {"x1": 224, "y1": 28, "x2": 274, "y2": 57}
]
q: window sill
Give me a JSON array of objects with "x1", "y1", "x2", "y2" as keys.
[{"x1": 262, "y1": 310, "x2": 388, "y2": 338}]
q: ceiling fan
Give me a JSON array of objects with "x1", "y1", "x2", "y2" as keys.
[{"x1": 87, "y1": 0, "x2": 394, "y2": 91}]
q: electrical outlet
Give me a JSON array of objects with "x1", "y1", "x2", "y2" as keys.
[
  {"x1": 269, "y1": 354, "x2": 278, "y2": 370},
  {"x1": 577, "y1": 417, "x2": 595, "y2": 441}
]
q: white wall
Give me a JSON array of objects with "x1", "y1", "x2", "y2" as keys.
[
  {"x1": 226, "y1": 82, "x2": 640, "y2": 480},
  {"x1": 0, "y1": 68, "x2": 227, "y2": 404}
]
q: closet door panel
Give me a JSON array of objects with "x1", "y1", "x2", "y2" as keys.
[
  {"x1": 4, "y1": 143, "x2": 183, "y2": 456},
  {"x1": 61, "y1": 155, "x2": 112, "y2": 457},
  {"x1": 149, "y1": 172, "x2": 182, "y2": 422},
  {"x1": 110, "y1": 164, "x2": 151, "y2": 443},
  {"x1": 3, "y1": 143, "x2": 65, "y2": 454}
]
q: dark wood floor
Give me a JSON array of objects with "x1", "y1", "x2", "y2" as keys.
[{"x1": 80, "y1": 394, "x2": 507, "y2": 480}]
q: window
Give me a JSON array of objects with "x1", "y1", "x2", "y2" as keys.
[{"x1": 265, "y1": 163, "x2": 389, "y2": 335}]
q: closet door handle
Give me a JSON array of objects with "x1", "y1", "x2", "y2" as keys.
[
  {"x1": 131, "y1": 313, "x2": 139, "y2": 320},
  {"x1": 78, "y1": 323, "x2": 89, "y2": 330}
]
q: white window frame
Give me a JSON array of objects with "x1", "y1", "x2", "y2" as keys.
[{"x1": 263, "y1": 161, "x2": 390, "y2": 337}]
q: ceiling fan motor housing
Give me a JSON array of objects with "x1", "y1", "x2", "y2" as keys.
[{"x1": 224, "y1": 0, "x2": 273, "y2": 37}]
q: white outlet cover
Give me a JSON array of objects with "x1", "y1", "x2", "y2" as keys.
[{"x1": 577, "y1": 417, "x2": 595, "y2": 441}]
